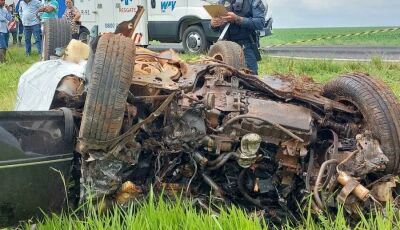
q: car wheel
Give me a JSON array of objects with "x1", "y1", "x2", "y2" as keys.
[
  {"x1": 322, "y1": 73, "x2": 400, "y2": 174},
  {"x1": 42, "y1": 18, "x2": 72, "y2": 61},
  {"x1": 78, "y1": 27, "x2": 90, "y2": 44},
  {"x1": 79, "y1": 34, "x2": 135, "y2": 144},
  {"x1": 182, "y1": 25, "x2": 209, "y2": 54},
  {"x1": 208, "y1": 41, "x2": 245, "y2": 69}
]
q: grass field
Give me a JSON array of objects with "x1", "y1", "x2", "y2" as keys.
[
  {"x1": 1, "y1": 45, "x2": 400, "y2": 229},
  {"x1": 261, "y1": 27, "x2": 400, "y2": 46},
  {"x1": 0, "y1": 47, "x2": 39, "y2": 110}
]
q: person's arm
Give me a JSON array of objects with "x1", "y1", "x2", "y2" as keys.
[
  {"x1": 39, "y1": 0, "x2": 57, "y2": 13},
  {"x1": 73, "y1": 7, "x2": 80, "y2": 21},
  {"x1": 240, "y1": 0, "x2": 266, "y2": 30},
  {"x1": 0, "y1": 8, "x2": 12, "y2": 22},
  {"x1": 0, "y1": 11, "x2": 6, "y2": 22},
  {"x1": 18, "y1": 2, "x2": 22, "y2": 17},
  {"x1": 39, "y1": 6, "x2": 54, "y2": 13},
  {"x1": 37, "y1": 0, "x2": 46, "y2": 12},
  {"x1": 5, "y1": 8, "x2": 12, "y2": 21},
  {"x1": 222, "y1": 0, "x2": 266, "y2": 30}
]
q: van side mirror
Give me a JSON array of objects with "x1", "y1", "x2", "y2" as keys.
[{"x1": 151, "y1": 0, "x2": 156, "y2": 8}]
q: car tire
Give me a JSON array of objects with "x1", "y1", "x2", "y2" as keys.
[
  {"x1": 208, "y1": 41, "x2": 245, "y2": 69},
  {"x1": 42, "y1": 18, "x2": 72, "y2": 61},
  {"x1": 79, "y1": 34, "x2": 135, "y2": 143},
  {"x1": 182, "y1": 25, "x2": 209, "y2": 54},
  {"x1": 322, "y1": 73, "x2": 400, "y2": 174},
  {"x1": 78, "y1": 27, "x2": 90, "y2": 44}
]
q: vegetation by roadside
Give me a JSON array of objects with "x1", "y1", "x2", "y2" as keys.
[
  {"x1": 0, "y1": 47, "x2": 40, "y2": 111},
  {"x1": 24, "y1": 193, "x2": 400, "y2": 230},
  {"x1": 261, "y1": 27, "x2": 400, "y2": 46}
]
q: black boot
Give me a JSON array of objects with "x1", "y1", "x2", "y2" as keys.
[
  {"x1": 0, "y1": 49, "x2": 6, "y2": 63},
  {"x1": 18, "y1": 36, "x2": 22, "y2": 46}
]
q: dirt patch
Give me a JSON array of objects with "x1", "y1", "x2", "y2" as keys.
[{"x1": 273, "y1": 73, "x2": 323, "y2": 93}]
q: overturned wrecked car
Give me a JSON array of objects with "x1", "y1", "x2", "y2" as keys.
[{"x1": 1, "y1": 20, "x2": 400, "y2": 227}]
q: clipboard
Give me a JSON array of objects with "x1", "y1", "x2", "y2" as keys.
[{"x1": 203, "y1": 4, "x2": 228, "y2": 18}]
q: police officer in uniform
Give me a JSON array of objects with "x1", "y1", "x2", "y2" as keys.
[{"x1": 211, "y1": 0, "x2": 267, "y2": 75}]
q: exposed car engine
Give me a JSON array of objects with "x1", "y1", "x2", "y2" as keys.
[{"x1": 48, "y1": 35, "x2": 400, "y2": 223}]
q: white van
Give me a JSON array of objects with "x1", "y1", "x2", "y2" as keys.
[{"x1": 75, "y1": 0, "x2": 272, "y2": 54}]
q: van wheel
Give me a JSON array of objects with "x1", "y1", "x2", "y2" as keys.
[
  {"x1": 42, "y1": 18, "x2": 72, "y2": 61},
  {"x1": 322, "y1": 73, "x2": 400, "y2": 174},
  {"x1": 79, "y1": 27, "x2": 90, "y2": 44},
  {"x1": 208, "y1": 41, "x2": 245, "y2": 69},
  {"x1": 182, "y1": 25, "x2": 208, "y2": 54},
  {"x1": 79, "y1": 34, "x2": 135, "y2": 145}
]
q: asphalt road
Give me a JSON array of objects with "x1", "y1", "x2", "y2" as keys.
[{"x1": 148, "y1": 43, "x2": 400, "y2": 61}]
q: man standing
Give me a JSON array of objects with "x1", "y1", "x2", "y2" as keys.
[
  {"x1": 38, "y1": 0, "x2": 58, "y2": 21},
  {"x1": 0, "y1": 0, "x2": 12, "y2": 63},
  {"x1": 211, "y1": 0, "x2": 266, "y2": 74},
  {"x1": 18, "y1": 0, "x2": 42, "y2": 56},
  {"x1": 15, "y1": 0, "x2": 24, "y2": 46}
]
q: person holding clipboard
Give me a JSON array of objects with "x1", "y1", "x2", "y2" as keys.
[{"x1": 209, "y1": 0, "x2": 267, "y2": 75}]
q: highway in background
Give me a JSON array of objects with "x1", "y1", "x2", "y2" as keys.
[{"x1": 148, "y1": 44, "x2": 400, "y2": 61}]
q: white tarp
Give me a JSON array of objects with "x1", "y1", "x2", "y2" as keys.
[{"x1": 15, "y1": 60, "x2": 87, "y2": 111}]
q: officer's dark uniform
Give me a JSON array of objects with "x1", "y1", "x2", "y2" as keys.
[{"x1": 218, "y1": 0, "x2": 266, "y2": 74}]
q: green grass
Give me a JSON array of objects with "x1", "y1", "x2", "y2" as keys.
[
  {"x1": 261, "y1": 27, "x2": 400, "y2": 46},
  {"x1": 21, "y1": 192, "x2": 400, "y2": 230},
  {"x1": 259, "y1": 55, "x2": 400, "y2": 99},
  {"x1": 0, "y1": 46, "x2": 40, "y2": 111}
]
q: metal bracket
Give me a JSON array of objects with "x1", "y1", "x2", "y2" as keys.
[{"x1": 337, "y1": 179, "x2": 360, "y2": 204}]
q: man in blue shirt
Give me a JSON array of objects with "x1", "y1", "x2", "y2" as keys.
[
  {"x1": 211, "y1": 0, "x2": 266, "y2": 74},
  {"x1": 0, "y1": 0, "x2": 12, "y2": 63},
  {"x1": 19, "y1": 0, "x2": 42, "y2": 56}
]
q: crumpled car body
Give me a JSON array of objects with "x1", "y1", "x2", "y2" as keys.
[{"x1": 2, "y1": 34, "x2": 400, "y2": 226}]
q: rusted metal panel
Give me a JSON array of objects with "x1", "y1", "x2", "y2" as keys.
[{"x1": 246, "y1": 98, "x2": 313, "y2": 132}]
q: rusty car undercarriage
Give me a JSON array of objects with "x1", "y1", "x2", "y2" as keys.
[{"x1": 39, "y1": 30, "x2": 400, "y2": 224}]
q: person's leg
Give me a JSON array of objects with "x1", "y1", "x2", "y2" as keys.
[
  {"x1": 0, "y1": 33, "x2": 7, "y2": 63},
  {"x1": 0, "y1": 49, "x2": 5, "y2": 63},
  {"x1": 18, "y1": 22, "x2": 23, "y2": 45},
  {"x1": 32, "y1": 24, "x2": 42, "y2": 55},
  {"x1": 24, "y1": 25, "x2": 32, "y2": 55},
  {"x1": 5, "y1": 32, "x2": 8, "y2": 48},
  {"x1": 243, "y1": 43, "x2": 259, "y2": 75},
  {"x1": 6, "y1": 31, "x2": 11, "y2": 46},
  {"x1": 12, "y1": 30, "x2": 18, "y2": 44}
]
